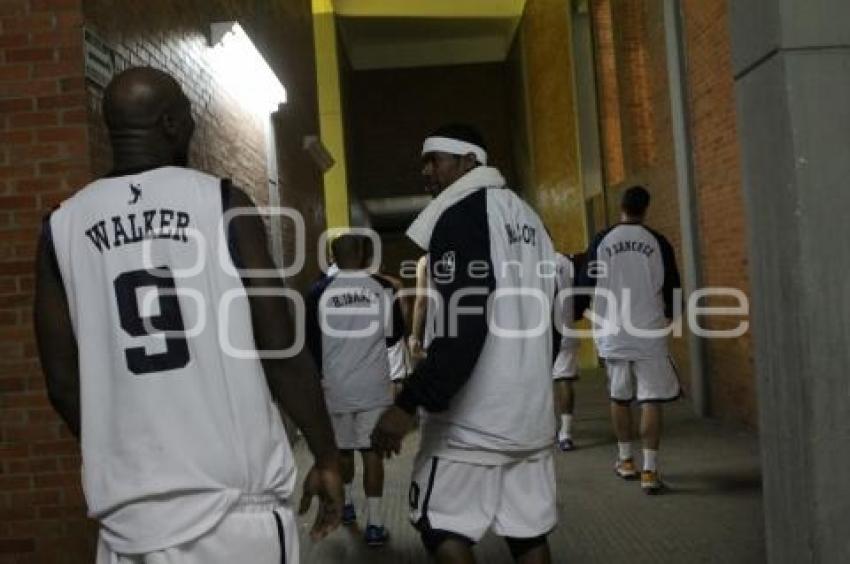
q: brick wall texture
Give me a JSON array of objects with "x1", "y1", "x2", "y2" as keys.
[
  {"x1": 591, "y1": 0, "x2": 755, "y2": 426},
  {"x1": 0, "y1": 0, "x2": 322, "y2": 561},
  {"x1": 680, "y1": 0, "x2": 754, "y2": 425}
]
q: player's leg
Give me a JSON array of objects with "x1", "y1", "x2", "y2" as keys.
[
  {"x1": 359, "y1": 408, "x2": 390, "y2": 545},
  {"x1": 331, "y1": 412, "x2": 358, "y2": 524},
  {"x1": 607, "y1": 360, "x2": 637, "y2": 479},
  {"x1": 634, "y1": 357, "x2": 680, "y2": 494},
  {"x1": 640, "y1": 402, "x2": 662, "y2": 450},
  {"x1": 552, "y1": 348, "x2": 578, "y2": 451},
  {"x1": 553, "y1": 379, "x2": 576, "y2": 451},
  {"x1": 361, "y1": 449, "x2": 388, "y2": 545},
  {"x1": 339, "y1": 449, "x2": 357, "y2": 524},
  {"x1": 432, "y1": 534, "x2": 477, "y2": 564},
  {"x1": 506, "y1": 535, "x2": 551, "y2": 564}
]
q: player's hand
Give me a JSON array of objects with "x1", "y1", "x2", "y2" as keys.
[
  {"x1": 297, "y1": 461, "x2": 344, "y2": 541},
  {"x1": 371, "y1": 405, "x2": 414, "y2": 459}
]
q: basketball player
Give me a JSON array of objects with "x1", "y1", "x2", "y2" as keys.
[
  {"x1": 372, "y1": 124, "x2": 558, "y2": 564},
  {"x1": 553, "y1": 252, "x2": 580, "y2": 451},
  {"x1": 577, "y1": 185, "x2": 681, "y2": 494},
  {"x1": 306, "y1": 234, "x2": 406, "y2": 547},
  {"x1": 33, "y1": 67, "x2": 342, "y2": 563}
]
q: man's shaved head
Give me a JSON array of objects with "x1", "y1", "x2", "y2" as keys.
[
  {"x1": 104, "y1": 67, "x2": 188, "y2": 129},
  {"x1": 103, "y1": 67, "x2": 195, "y2": 171}
]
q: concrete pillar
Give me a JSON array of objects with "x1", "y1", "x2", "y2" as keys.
[{"x1": 729, "y1": 1, "x2": 850, "y2": 562}]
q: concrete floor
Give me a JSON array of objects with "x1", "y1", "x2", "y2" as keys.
[{"x1": 293, "y1": 373, "x2": 765, "y2": 563}]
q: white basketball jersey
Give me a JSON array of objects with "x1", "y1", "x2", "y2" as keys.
[
  {"x1": 49, "y1": 166, "x2": 296, "y2": 554},
  {"x1": 422, "y1": 188, "x2": 557, "y2": 460},
  {"x1": 586, "y1": 223, "x2": 678, "y2": 359},
  {"x1": 308, "y1": 271, "x2": 402, "y2": 413}
]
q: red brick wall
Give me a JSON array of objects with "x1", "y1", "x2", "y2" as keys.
[
  {"x1": 0, "y1": 1, "x2": 323, "y2": 561},
  {"x1": 0, "y1": 0, "x2": 97, "y2": 561},
  {"x1": 591, "y1": 0, "x2": 624, "y2": 186},
  {"x1": 681, "y1": 0, "x2": 755, "y2": 425}
]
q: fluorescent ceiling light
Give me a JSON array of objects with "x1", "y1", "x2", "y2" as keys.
[{"x1": 209, "y1": 22, "x2": 287, "y2": 115}]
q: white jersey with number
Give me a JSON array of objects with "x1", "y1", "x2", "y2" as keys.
[
  {"x1": 582, "y1": 223, "x2": 681, "y2": 359},
  {"x1": 48, "y1": 166, "x2": 296, "y2": 554}
]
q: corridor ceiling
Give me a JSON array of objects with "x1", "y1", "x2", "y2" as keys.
[{"x1": 334, "y1": 0, "x2": 527, "y2": 70}]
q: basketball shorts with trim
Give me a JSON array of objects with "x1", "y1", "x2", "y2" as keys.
[
  {"x1": 331, "y1": 407, "x2": 386, "y2": 450},
  {"x1": 409, "y1": 452, "x2": 557, "y2": 542},
  {"x1": 605, "y1": 356, "x2": 681, "y2": 402},
  {"x1": 552, "y1": 348, "x2": 579, "y2": 380},
  {"x1": 96, "y1": 495, "x2": 297, "y2": 564}
]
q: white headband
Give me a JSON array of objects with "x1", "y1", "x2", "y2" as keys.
[{"x1": 422, "y1": 136, "x2": 487, "y2": 165}]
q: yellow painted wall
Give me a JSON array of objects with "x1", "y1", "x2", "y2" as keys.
[
  {"x1": 513, "y1": 0, "x2": 595, "y2": 367},
  {"x1": 312, "y1": 0, "x2": 350, "y2": 228},
  {"x1": 517, "y1": 0, "x2": 586, "y2": 253}
]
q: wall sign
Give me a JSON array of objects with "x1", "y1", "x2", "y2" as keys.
[{"x1": 84, "y1": 27, "x2": 115, "y2": 88}]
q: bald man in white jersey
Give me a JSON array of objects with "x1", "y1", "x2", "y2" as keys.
[{"x1": 34, "y1": 67, "x2": 342, "y2": 563}]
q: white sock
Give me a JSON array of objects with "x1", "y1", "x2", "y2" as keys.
[
  {"x1": 643, "y1": 449, "x2": 658, "y2": 472},
  {"x1": 367, "y1": 497, "x2": 383, "y2": 527},
  {"x1": 618, "y1": 442, "x2": 633, "y2": 461},
  {"x1": 344, "y1": 483, "x2": 353, "y2": 505},
  {"x1": 559, "y1": 414, "x2": 573, "y2": 439}
]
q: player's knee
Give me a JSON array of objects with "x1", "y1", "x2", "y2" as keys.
[
  {"x1": 505, "y1": 534, "x2": 548, "y2": 559},
  {"x1": 418, "y1": 525, "x2": 473, "y2": 555}
]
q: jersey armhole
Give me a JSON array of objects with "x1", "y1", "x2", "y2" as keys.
[
  {"x1": 220, "y1": 178, "x2": 245, "y2": 271},
  {"x1": 41, "y1": 210, "x2": 62, "y2": 283}
]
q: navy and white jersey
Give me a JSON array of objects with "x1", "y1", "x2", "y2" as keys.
[
  {"x1": 306, "y1": 271, "x2": 405, "y2": 413},
  {"x1": 578, "y1": 222, "x2": 681, "y2": 359},
  {"x1": 400, "y1": 166, "x2": 557, "y2": 461},
  {"x1": 47, "y1": 166, "x2": 295, "y2": 554}
]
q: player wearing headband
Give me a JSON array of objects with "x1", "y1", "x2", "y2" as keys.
[{"x1": 372, "y1": 124, "x2": 558, "y2": 564}]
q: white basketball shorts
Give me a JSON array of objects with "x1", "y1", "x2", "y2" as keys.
[
  {"x1": 605, "y1": 356, "x2": 681, "y2": 403},
  {"x1": 96, "y1": 496, "x2": 297, "y2": 564},
  {"x1": 409, "y1": 451, "x2": 557, "y2": 542},
  {"x1": 552, "y1": 348, "x2": 579, "y2": 380},
  {"x1": 331, "y1": 407, "x2": 386, "y2": 450}
]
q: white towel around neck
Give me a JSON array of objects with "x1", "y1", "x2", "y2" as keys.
[{"x1": 406, "y1": 166, "x2": 506, "y2": 250}]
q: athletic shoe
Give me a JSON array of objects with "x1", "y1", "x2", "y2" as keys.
[
  {"x1": 614, "y1": 458, "x2": 638, "y2": 479},
  {"x1": 342, "y1": 503, "x2": 357, "y2": 526},
  {"x1": 641, "y1": 470, "x2": 664, "y2": 494},
  {"x1": 364, "y1": 524, "x2": 389, "y2": 547},
  {"x1": 557, "y1": 436, "x2": 575, "y2": 451}
]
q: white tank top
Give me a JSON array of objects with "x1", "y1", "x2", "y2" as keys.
[{"x1": 49, "y1": 166, "x2": 296, "y2": 554}]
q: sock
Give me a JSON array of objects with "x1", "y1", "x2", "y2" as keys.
[
  {"x1": 618, "y1": 442, "x2": 633, "y2": 461},
  {"x1": 559, "y1": 414, "x2": 573, "y2": 439},
  {"x1": 367, "y1": 497, "x2": 383, "y2": 527},
  {"x1": 344, "y1": 483, "x2": 353, "y2": 505},
  {"x1": 643, "y1": 449, "x2": 658, "y2": 472}
]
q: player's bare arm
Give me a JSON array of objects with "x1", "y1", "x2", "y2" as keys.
[
  {"x1": 34, "y1": 220, "x2": 81, "y2": 439},
  {"x1": 409, "y1": 254, "x2": 429, "y2": 361},
  {"x1": 227, "y1": 186, "x2": 343, "y2": 539}
]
